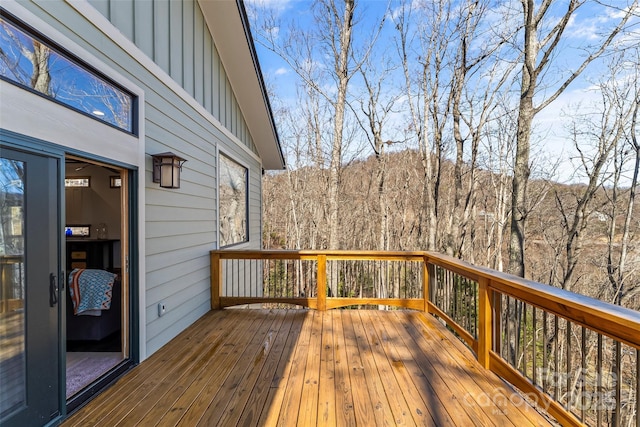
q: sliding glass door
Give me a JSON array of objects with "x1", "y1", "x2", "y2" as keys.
[{"x1": 0, "y1": 146, "x2": 61, "y2": 426}]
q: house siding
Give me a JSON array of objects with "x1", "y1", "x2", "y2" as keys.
[
  {"x1": 11, "y1": 0, "x2": 264, "y2": 356},
  {"x1": 87, "y1": 0, "x2": 258, "y2": 156}
]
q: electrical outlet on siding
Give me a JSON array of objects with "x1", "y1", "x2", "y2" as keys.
[{"x1": 158, "y1": 302, "x2": 167, "y2": 317}]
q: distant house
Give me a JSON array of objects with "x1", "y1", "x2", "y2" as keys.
[{"x1": 0, "y1": 0, "x2": 284, "y2": 424}]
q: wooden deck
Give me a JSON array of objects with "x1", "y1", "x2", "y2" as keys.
[{"x1": 63, "y1": 309, "x2": 554, "y2": 426}]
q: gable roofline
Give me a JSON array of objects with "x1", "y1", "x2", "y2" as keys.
[{"x1": 199, "y1": 0, "x2": 285, "y2": 170}]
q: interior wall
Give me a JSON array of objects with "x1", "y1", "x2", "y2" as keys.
[{"x1": 65, "y1": 165, "x2": 121, "y2": 240}]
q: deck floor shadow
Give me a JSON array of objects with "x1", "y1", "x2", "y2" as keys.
[{"x1": 63, "y1": 309, "x2": 554, "y2": 426}]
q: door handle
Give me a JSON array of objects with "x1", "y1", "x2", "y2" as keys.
[{"x1": 49, "y1": 273, "x2": 58, "y2": 307}]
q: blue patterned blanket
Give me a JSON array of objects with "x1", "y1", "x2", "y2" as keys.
[{"x1": 68, "y1": 269, "x2": 116, "y2": 316}]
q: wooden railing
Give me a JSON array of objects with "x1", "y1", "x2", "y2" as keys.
[
  {"x1": 0, "y1": 255, "x2": 24, "y2": 313},
  {"x1": 210, "y1": 250, "x2": 640, "y2": 427},
  {"x1": 211, "y1": 250, "x2": 427, "y2": 310}
]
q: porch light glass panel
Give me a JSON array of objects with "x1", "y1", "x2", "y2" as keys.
[
  {"x1": 219, "y1": 155, "x2": 248, "y2": 247},
  {"x1": 0, "y1": 14, "x2": 134, "y2": 133},
  {"x1": 161, "y1": 156, "x2": 180, "y2": 188},
  {"x1": 152, "y1": 153, "x2": 186, "y2": 188}
]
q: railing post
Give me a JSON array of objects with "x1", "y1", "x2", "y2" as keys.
[
  {"x1": 423, "y1": 255, "x2": 430, "y2": 313},
  {"x1": 211, "y1": 252, "x2": 221, "y2": 310},
  {"x1": 317, "y1": 254, "x2": 327, "y2": 311},
  {"x1": 478, "y1": 276, "x2": 492, "y2": 369}
]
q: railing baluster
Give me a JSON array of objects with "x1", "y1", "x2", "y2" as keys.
[
  {"x1": 555, "y1": 315, "x2": 559, "y2": 402},
  {"x1": 516, "y1": 300, "x2": 521, "y2": 372},
  {"x1": 473, "y1": 277, "x2": 478, "y2": 338},
  {"x1": 615, "y1": 341, "x2": 621, "y2": 427},
  {"x1": 636, "y1": 348, "x2": 639, "y2": 427},
  {"x1": 523, "y1": 302, "x2": 528, "y2": 377},
  {"x1": 506, "y1": 295, "x2": 511, "y2": 363},
  {"x1": 581, "y1": 326, "x2": 586, "y2": 422},
  {"x1": 597, "y1": 333, "x2": 603, "y2": 427},
  {"x1": 235, "y1": 259, "x2": 240, "y2": 297},
  {"x1": 543, "y1": 310, "x2": 548, "y2": 394},
  {"x1": 566, "y1": 321, "x2": 572, "y2": 410},
  {"x1": 533, "y1": 306, "x2": 537, "y2": 387},
  {"x1": 492, "y1": 292, "x2": 501, "y2": 355}
]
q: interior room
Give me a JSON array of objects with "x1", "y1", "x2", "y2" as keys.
[{"x1": 64, "y1": 157, "x2": 127, "y2": 399}]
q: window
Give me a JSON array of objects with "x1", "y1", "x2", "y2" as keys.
[
  {"x1": 0, "y1": 12, "x2": 135, "y2": 133},
  {"x1": 219, "y1": 154, "x2": 248, "y2": 247},
  {"x1": 64, "y1": 177, "x2": 90, "y2": 188}
]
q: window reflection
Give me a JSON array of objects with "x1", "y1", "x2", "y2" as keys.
[
  {"x1": 0, "y1": 14, "x2": 134, "y2": 133},
  {"x1": 0, "y1": 158, "x2": 26, "y2": 421},
  {"x1": 219, "y1": 155, "x2": 248, "y2": 247}
]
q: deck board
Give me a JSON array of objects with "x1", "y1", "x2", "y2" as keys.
[{"x1": 62, "y1": 309, "x2": 554, "y2": 427}]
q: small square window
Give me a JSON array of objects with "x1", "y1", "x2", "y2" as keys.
[{"x1": 110, "y1": 176, "x2": 122, "y2": 188}]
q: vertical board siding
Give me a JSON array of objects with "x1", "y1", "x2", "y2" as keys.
[
  {"x1": 134, "y1": 1, "x2": 153, "y2": 58},
  {"x1": 90, "y1": 0, "x2": 109, "y2": 18},
  {"x1": 86, "y1": 0, "x2": 255, "y2": 148},
  {"x1": 203, "y1": 33, "x2": 213, "y2": 112},
  {"x1": 109, "y1": 0, "x2": 133, "y2": 41},
  {"x1": 182, "y1": 0, "x2": 194, "y2": 96},
  {"x1": 194, "y1": 11, "x2": 205, "y2": 106},
  {"x1": 153, "y1": 0, "x2": 170, "y2": 71},
  {"x1": 26, "y1": 1, "x2": 265, "y2": 357},
  {"x1": 212, "y1": 49, "x2": 220, "y2": 118},
  {"x1": 219, "y1": 65, "x2": 227, "y2": 125},
  {"x1": 225, "y1": 79, "x2": 232, "y2": 134},
  {"x1": 168, "y1": 0, "x2": 183, "y2": 86}
]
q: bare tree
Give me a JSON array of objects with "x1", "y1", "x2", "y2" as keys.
[
  {"x1": 0, "y1": 21, "x2": 51, "y2": 94},
  {"x1": 352, "y1": 53, "x2": 403, "y2": 250},
  {"x1": 478, "y1": 102, "x2": 518, "y2": 271},
  {"x1": 445, "y1": 0, "x2": 516, "y2": 260},
  {"x1": 394, "y1": 0, "x2": 454, "y2": 251},
  {"x1": 555, "y1": 83, "x2": 630, "y2": 291},
  {"x1": 508, "y1": 0, "x2": 637, "y2": 277},
  {"x1": 253, "y1": 0, "x2": 385, "y2": 255},
  {"x1": 604, "y1": 50, "x2": 640, "y2": 308}
]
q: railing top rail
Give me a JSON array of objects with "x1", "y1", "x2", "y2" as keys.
[
  {"x1": 211, "y1": 249, "x2": 640, "y2": 349},
  {"x1": 425, "y1": 251, "x2": 640, "y2": 350},
  {"x1": 210, "y1": 249, "x2": 427, "y2": 256},
  {"x1": 210, "y1": 249, "x2": 427, "y2": 261}
]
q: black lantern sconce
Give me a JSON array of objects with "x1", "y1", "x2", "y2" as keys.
[{"x1": 152, "y1": 152, "x2": 187, "y2": 188}]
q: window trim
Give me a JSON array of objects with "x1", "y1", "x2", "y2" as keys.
[
  {"x1": 0, "y1": 8, "x2": 138, "y2": 136},
  {"x1": 218, "y1": 152, "x2": 249, "y2": 248}
]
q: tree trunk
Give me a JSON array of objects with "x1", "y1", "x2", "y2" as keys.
[
  {"x1": 30, "y1": 42, "x2": 51, "y2": 95},
  {"x1": 327, "y1": 0, "x2": 355, "y2": 252}
]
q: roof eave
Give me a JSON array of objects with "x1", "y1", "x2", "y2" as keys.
[{"x1": 198, "y1": 0, "x2": 285, "y2": 170}]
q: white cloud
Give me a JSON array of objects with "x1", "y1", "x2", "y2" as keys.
[{"x1": 245, "y1": 0, "x2": 295, "y2": 16}]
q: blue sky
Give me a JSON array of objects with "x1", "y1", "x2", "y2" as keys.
[{"x1": 247, "y1": 0, "x2": 640, "y2": 183}]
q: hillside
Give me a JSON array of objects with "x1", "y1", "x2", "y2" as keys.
[{"x1": 263, "y1": 149, "x2": 640, "y2": 311}]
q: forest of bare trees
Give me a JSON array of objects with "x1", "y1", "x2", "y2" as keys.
[
  {"x1": 252, "y1": 0, "x2": 640, "y2": 312},
  {"x1": 252, "y1": 3, "x2": 640, "y2": 420}
]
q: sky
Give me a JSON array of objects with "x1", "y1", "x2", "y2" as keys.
[{"x1": 247, "y1": 0, "x2": 640, "y2": 184}]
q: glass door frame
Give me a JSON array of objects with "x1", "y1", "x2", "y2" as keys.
[
  {"x1": 1, "y1": 129, "x2": 139, "y2": 421},
  {"x1": 64, "y1": 155, "x2": 137, "y2": 412},
  {"x1": 0, "y1": 134, "x2": 65, "y2": 426}
]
